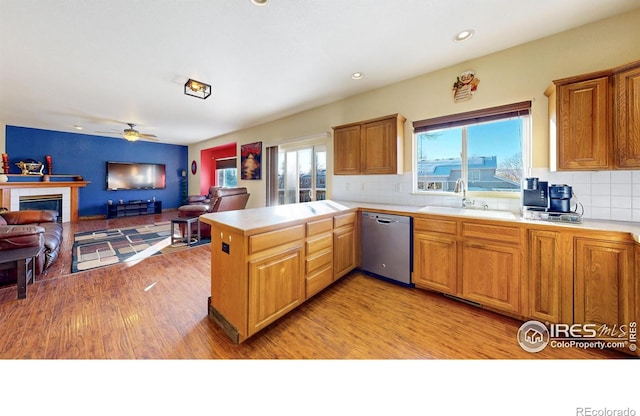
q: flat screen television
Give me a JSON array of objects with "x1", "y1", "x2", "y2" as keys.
[{"x1": 106, "y1": 161, "x2": 166, "y2": 190}]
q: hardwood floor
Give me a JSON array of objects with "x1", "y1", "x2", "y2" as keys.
[{"x1": 0, "y1": 210, "x2": 630, "y2": 359}]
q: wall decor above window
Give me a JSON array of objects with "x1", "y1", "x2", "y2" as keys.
[{"x1": 452, "y1": 70, "x2": 480, "y2": 103}]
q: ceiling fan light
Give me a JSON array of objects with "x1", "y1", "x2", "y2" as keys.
[
  {"x1": 123, "y1": 130, "x2": 139, "y2": 141},
  {"x1": 185, "y1": 78, "x2": 212, "y2": 99}
]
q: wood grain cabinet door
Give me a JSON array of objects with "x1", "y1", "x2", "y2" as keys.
[
  {"x1": 333, "y1": 125, "x2": 361, "y2": 174},
  {"x1": 461, "y1": 240, "x2": 522, "y2": 314},
  {"x1": 414, "y1": 232, "x2": 457, "y2": 294},
  {"x1": 557, "y1": 76, "x2": 611, "y2": 170},
  {"x1": 361, "y1": 117, "x2": 398, "y2": 174},
  {"x1": 334, "y1": 225, "x2": 356, "y2": 279},
  {"x1": 248, "y1": 246, "x2": 305, "y2": 336},
  {"x1": 528, "y1": 229, "x2": 567, "y2": 323},
  {"x1": 574, "y1": 238, "x2": 634, "y2": 329},
  {"x1": 614, "y1": 64, "x2": 640, "y2": 168}
]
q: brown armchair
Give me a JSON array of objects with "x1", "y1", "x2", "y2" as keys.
[
  {"x1": 178, "y1": 186, "x2": 250, "y2": 237},
  {"x1": 0, "y1": 209, "x2": 63, "y2": 275}
]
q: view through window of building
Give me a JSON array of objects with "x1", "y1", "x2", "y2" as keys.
[
  {"x1": 414, "y1": 102, "x2": 530, "y2": 194},
  {"x1": 278, "y1": 145, "x2": 326, "y2": 204}
]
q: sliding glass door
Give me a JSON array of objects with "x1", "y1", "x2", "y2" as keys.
[{"x1": 278, "y1": 145, "x2": 326, "y2": 205}]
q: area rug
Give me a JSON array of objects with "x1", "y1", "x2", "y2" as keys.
[{"x1": 71, "y1": 221, "x2": 210, "y2": 273}]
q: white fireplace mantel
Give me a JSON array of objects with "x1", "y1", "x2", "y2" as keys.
[
  {"x1": 11, "y1": 187, "x2": 71, "y2": 222},
  {"x1": 0, "y1": 181, "x2": 90, "y2": 222}
]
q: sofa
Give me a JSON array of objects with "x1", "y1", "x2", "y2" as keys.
[
  {"x1": 178, "y1": 186, "x2": 250, "y2": 237},
  {"x1": 0, "y1": 210, "x2": 63, "y2": 275}
]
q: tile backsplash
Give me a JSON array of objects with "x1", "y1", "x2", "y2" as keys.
[{"x1": 331, "y1": 169, "x2": 640, "y2": 222}]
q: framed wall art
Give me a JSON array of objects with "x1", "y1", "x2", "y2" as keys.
[{"x1": 241, "y1": 141, "x2": 262, "y2": 180}]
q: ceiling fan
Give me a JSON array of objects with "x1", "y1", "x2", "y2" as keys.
[{"x1": 96, "y1": 123, "x2": 159, "y2": 142}]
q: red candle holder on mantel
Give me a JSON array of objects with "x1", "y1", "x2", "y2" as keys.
[
  {"x1": 1, "y1": 153, "x2": 9, "y2": 174},
  {"x1": 45, "y1": 155, "x2": 53, "y2": 175}
]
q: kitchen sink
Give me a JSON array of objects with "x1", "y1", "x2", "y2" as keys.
[{"x1": 417, "y1": 205, "x2": 519, "y2": 220}]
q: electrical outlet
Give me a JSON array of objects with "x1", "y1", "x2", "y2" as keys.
[
  {"x1": 345, "y1": 183, "x2": 350, "y2": 191},
  {"x1": 394, "y1": 183, "x2": 401, "y2": 192}
]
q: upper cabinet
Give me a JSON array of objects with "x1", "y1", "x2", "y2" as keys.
[
  {"x1": 546, "y1": 59, "x2": 640, "y2": 171},
  {"x1": 614, "y1": 62, "x2": 640, "y2": 168},
  {"x1": 333, "y1": 113, "x2": 406, "y2": 175}
]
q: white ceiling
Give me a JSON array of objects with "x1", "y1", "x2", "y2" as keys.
[{"x1": 1, "y1": 0, "x2": 638, "y2": 146}]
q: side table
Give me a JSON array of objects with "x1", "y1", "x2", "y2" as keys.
[
  {"x1": 0, "y1": 246, "x2": 44, "y2": 299},
  {"x1": 171, "y1": 217, "x2": 201, "y2": 247}
]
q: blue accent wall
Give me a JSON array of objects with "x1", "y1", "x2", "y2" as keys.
[{"x1": 5, "y1": 126, "x2": 188, "y2": 217}]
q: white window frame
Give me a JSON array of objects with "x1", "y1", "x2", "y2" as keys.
[{"x1": 412, "y1": 101, "x2": 531, "y2": 199}]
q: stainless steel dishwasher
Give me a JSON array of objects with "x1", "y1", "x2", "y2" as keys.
[{"x1": 361, "y1": 211, "x2": 412, "y2": 286}]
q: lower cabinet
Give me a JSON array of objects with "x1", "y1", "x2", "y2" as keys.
[
  {"x1": 413, "y1": 217, "x2": 458, "y2": 294},
  {"x1": 574, "y1": 237, "x2": 635, "y2": 329},
  {"x1": 208, "y1": 209, "x2": 358, "y2": 343},
  {"x1": 527, "y1": 229, "x2": 572, "y2": 324},
  {"x1": 305, "y1": 218, "x2": 334, "y2": 298},
  {"x1": 413, "y1": 216, "x2": 525, "y2": 316},
  {"x1": 460, "y1": 221, "x2": 524, "y2": 315},
  {"x1": 333, "y1": 212, "x2": 357, "y2": 279},
  {"x1": 461, "y1": 239, "x2": 522, "y2": 314},
  {"x1": 248, "y1": 246, "x2": 305, "y2": 335}
]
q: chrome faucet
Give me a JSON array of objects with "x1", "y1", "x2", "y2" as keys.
[{"x1": 454, "y1": 178, "x2": 475, "y2": 208}]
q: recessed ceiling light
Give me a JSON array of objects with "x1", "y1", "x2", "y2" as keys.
[
  {"x1": 73, "y1": 125, "x2": 83, "y2": 130},
  {"x1": 351, "y1": 72, "x2": 364, "y2": 80},
  {"x1": 453, "y1": 29, "x2": 475, "y2": 42},
  {"x1": 251, "y1": 0, "x2": 268, "y2": 5}
]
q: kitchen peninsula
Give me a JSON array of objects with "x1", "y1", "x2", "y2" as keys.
[
  {"x1": 201, "y1": 200, "x2": 639, "y2": 356},
  {"x1": 200, "y1": 200, "x2": 358, "y2": 343}
]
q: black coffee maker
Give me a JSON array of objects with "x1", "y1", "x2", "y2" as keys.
[
  {"x1": 548, "y1": 184, "x2": 573, "y2": 213},
  {"x1": 523, "y1": 177, "x2": 548, "y2": 210}
]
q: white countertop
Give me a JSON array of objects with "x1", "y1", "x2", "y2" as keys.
[
  {"x1": 200, "y1": 199, "x2": 640, "y2": 242},
  {"x1": 199, "y1": 200, "x2": 355, "y2": 233},
  {"x1": 335, "y1": 200, "x2": 640, "y2": 242}
]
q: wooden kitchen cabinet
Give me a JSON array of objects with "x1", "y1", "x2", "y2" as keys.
[
  {"x1": 460, "y1": 222, "x2": 524, "y2": 315},
  {"x1": 333, "y1": 114, "x2": 405, "y2": 175},
  {"x1": 547, "y1": 59, "x2": 640, "y2": 171},
  {"x1": 333, "y1": 124, "x2": 361, "y2": 174},
  {"x1": 527, "y1": 229, "x2": 573, "y2": 324},
  {"x1": 247, "y1": 225, "x2": 306, "y2": 337},
  {"x1": 552, "y1": 74, "x2": 611, "y2": 170},
  {"x1": 413, "y1": 217, "x2": 458, "y2": 294},
  {"x1": 203, "y1": 202, "x2": 358, "y2": 343},
  {"x1": 614, "y1": 61, "x2": 640, "y2": 168},
  {"x1": 305, "y1": 217, "x2": 334, "y2": 298},
  {"x1": 333, "y1": 212, "x2": 358, "y2": 279},
  {"x1": 574, "y1": 237, "x2": 635, "y2": 330},
  {"x1": 248, "y1": 245, "x2": 305, "y2": 335}
]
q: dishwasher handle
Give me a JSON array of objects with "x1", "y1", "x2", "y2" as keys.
[{"x1": 375, "y1": 217, "x2": 397, "y2": 224}]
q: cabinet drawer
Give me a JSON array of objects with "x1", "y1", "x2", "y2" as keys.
[
  {"x1": 306, "y1": 265, "x2": 334, "y2": 298},
  {"x1": 306, "y1": 234, "x2": 332, "y2": 255},
  {"x1": 334, "y1": 212, "x2": 356, "y2": 228},
  {"x1": 414, "y1": 217, "x2": 457, "y2": 235},
  {"x1": 307, "y1": 218, "x2": 333, "y2": 236},
  {"x1": 249, "y1": 225, "x2": 305, "y2": 254},
  {"x1": 462, "y1": 222, "x2": 521, "y2": 244},
  {"x1": 306, "y1": 250, "x2": 333, "y2": 274}
]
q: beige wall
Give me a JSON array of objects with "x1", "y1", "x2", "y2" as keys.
[{"x1": 189, "y1": 8, "x2": 640, "y2": 208}]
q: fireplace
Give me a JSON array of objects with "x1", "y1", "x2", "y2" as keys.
[
  {"x1": 0, "y1": 180, "x2": 89, "y2": 222},
  {"x1": 19, "y1": 195, "x2": 63, "y2": 223},
  {"x1": 8, "y1": 186, "x2": 72, "y2": 222}
]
